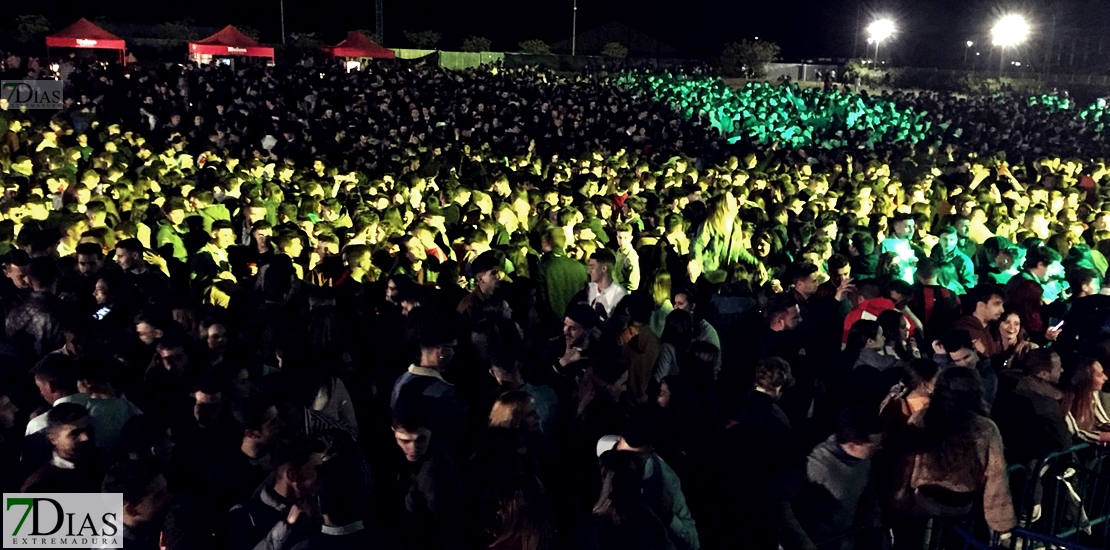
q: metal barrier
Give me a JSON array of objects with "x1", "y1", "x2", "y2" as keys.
[{"x1": 989, "y1": 443, "x2": 1110, "y2": 549}]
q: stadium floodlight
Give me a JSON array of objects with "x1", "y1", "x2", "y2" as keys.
[
  {"x1": 991, "y1": 15, "x2": 1030, "y2": 47},
  {"x1": 966, "y1": 41, "x2": 974, "y2": 48},
  {"x1": 867, "y1": 19, "x2": 895, "y2": 64},
  {"x1": 867, "y1": 19, "x2": 895, "y2": 44}
]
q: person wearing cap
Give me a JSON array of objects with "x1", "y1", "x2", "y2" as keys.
[
  {"x1": 457, "y1": 249, "x2": 504, "y2": 324},
  {"x1": 390, "y1": 318, "x2": 466, "y2": 456}
]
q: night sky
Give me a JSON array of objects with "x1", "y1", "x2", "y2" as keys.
[{"x1": 24, "y1": 0, "x2": 1110, "y2": 65}]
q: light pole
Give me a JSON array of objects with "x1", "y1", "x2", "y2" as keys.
[
  {"x1": 867, "y1": 19, "x2": 895, "y2": 66},
  {"x1": 280, "y1": 0, "x2": 286, "y2": 44},
  {"x1": 964, "y1": 40, "x2": 973, "y2": 65},
  {"x1": 992, "y1": 14, "x2": 1030, "y2": 78},
  {"x1": 571, "y1": 0, "x2": 578, "y2": 56}
]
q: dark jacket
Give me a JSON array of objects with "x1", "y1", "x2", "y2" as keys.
[
  {"x1": 227, "y1": 482, "x2": 320, "y2": 550},
  {"x1": 769, "y1": 436, "x2": 881, "y2": 550},
  {"x1": 991, "y1": 370, "x2": 1072, "y2": 464}
]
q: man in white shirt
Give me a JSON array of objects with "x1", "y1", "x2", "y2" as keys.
[{"x1": 586, "y1": 249, "x2": 627, "y2": 318}]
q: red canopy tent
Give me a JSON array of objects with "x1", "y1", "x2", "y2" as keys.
[
  {"x1": 325, "y1": 31, "x2": 395, "y2": 59},
  {"x1": 46, "y1": 18, "x2": 126, "y2": 63},
  {"x1": 188, "y1": 26, "x2": 274, "y2": 63}
]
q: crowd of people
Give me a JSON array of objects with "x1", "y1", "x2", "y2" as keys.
[{"x1": 1, "y1": 51, "x2": 1110, "y2": 550}]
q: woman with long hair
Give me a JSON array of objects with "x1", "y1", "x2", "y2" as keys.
[
  {"x1": 843, "y1": 319, "x2": 904, "y2": 411},
  {"x1": 877, "y1": 309, "x2": 920, "y2": 362},
  {"x1": 578, "y1": 450, "x2": 675, "y2": 550},
  {"x1": 1061, "y1": 358, "x2": 1110, "y2": 444},
  {"x1": 994, "y1": 308, "x2": 1039, "y2": 370},
  {"x1": 691, "y1": 192, "x2": 758, "y2": 276},
  {"x1": 880, "y1": 359, "x2": 939, "y2": 440},
  {"x1": 887, "y1": 367, "x2": 1015, "y2": 545},
  {"x1": 486, "y1": 474, "x2": 555, "y2": 550}
]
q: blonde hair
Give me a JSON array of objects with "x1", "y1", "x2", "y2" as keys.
[
  {"x1": 651, "y1": 270, "x2": 672, "y2": 308},
  {"x1": 707, "y1": 193, "x2": 738, "y2": 237},
  {"x1": 489, "y1": 390, "x2": 536, "y2": 430}
]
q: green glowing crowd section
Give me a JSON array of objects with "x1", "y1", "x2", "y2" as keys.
[
  {"x1": 1078, "y1": 97, "x2": 1110, "y2": 135},
  {"x1": 619, "y1": 73, "x2": 932, "y2": 149},
  {"x1": 619, "y1": 72, "x2": 1110, "y2": 149},
  {"x1": 1027, "y1": 93, "x2": 1074, "y2": 112}
]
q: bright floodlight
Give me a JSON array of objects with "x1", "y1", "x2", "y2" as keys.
[
  {"x1": 868, "y1": 19, "x2": 895, "y2": 43},
  {"x1": 966, "y1": 41, "x2": 974, "y2": 47},
  {"x1": 992, "y1": 15, "x2": 1030, "y2": 47}
]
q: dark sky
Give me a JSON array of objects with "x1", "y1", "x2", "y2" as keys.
[{"x1": 29, "y1": 0, "x2": 1110, "y2": 65}]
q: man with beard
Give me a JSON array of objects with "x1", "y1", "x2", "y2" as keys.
[{"x1": 22, "y1": 403, "x2": 103, "y2": 492}]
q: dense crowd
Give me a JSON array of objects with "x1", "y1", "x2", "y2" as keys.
[{"x1": 1, "y1": 52, "x2": 1110, "y2": 550}]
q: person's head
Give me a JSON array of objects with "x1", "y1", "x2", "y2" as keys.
[
  {"x1": 210, "y1": 220, "x2": 236, "y2": 250},
  {"x1": 940, "y1": 329, "x2": 979, "y2": 368},
  {"x1": 201, "y1": 320, "x2": 228, "y2": 353},
  {"x1": 753, "y1": 357, "x2": 794, "y2": 399},
  {"x1": 120, "y1": 415, "x2": 174, "y2": 463},
  {"x1": 593, "y1": 450, "x2": 645, "y2": 517},
  {"x1": 1067, "y1": 266, "x2": 1100, "y2": 299},
  {"x1": 587, "y1": 249, "x2": 616, "y2": 285},
  {"x1": 904, "y1": 358, "x2": 940, "y2": 395},
  {"x1": 165, "y1": 198, "x2": 187, "y2": 226},
  {"x1": 834, "y1": 407, "x2": 883, "y2": 459},
  {"x1": 418, "y1": 318, "x2": 457, "y2": 370},
  {"x1": 615, "y1": 224, "x2": 634, "y2": 250},
  {"x1": 272, "y1": 437, "x2": 324, "y2": 503},
  {"x1": 31, "y1": 354, "x2": 79, "y2": 404},
  {"x1": 46, "y1": 403, "x2": 94, "y2": 461},
  {"x1": 114, "y1": 238, "x2": 145, "y2": 272},
  {"x1": 75, "y1": 242, "x2": 104, "y2": 276},
  {"x1": 563, "y1": 303, "x2": 596, "y2": 347},
  {"x1": 26, "y1": 256, "x2": 59, "y2": 292},
  {"x1": 392, "y1": 410, "x2": 433, "y2": 462},
  {"x1": 766, "y1": 294, "x2": 802, "y2": 331},
  {"x1": 1024, "y1": 245, "x2": 1061, "y2": 280},
  {"x1": 471, "y1": 250, "x2": 502, "y2": 297},
  {"x1": 2, "y1": 250, "x2": 31, "y2": 289},
  {"x1": 788, "y1": 262, "x2": 820, "y2": 298},
  {"x1": 891, "y1": 214, "x2": 915, "y2": 239},
  {"x1": 230, "y1": 396, "x2": 284, "y2": 449},
  {"x1": 191, "y1": 381, "x2": 224, "y2": 425},
  {"x1": 102, "y1": 460, "x2": 172, "y2": 527},
  {"x1": 827, "y1": 254, "x2": 851, "y2": 287},
  {"x1": 1066, "y1": 358, "x2": 1108, "y2": 396},
  {"x1": 1021, "y1": 348, "x2": 1063, "y2": 384},
  {"x1": 673, "y1": 287, "x2": 697, "y2": 313},
  {"x1": 965, "y1": 283, "x2": 1005, "y2": 322},
  {"x1": 847, "y1": 319, "x2": 885, "y2": 351},
  {"x1": 937, "y1": 226, "x2": 958, "y2": 254},
  {"x1": 928, "y1": 365, "x2": 987, "y2": 420},
  {"x1": 489, "y1": 390, "x2": 540, "y2": 433},
  {"x1": 540, "y1": 227, "x2": 567, "y2": 254}
]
